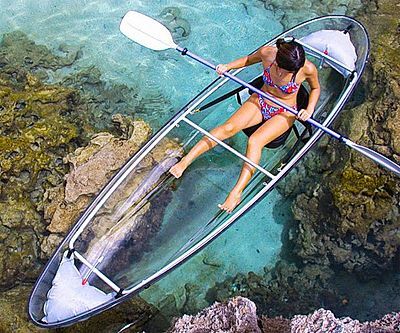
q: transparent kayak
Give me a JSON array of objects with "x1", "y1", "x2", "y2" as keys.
[{"x1": 29, "y1": 15, "x2": 369, "y2": 328}]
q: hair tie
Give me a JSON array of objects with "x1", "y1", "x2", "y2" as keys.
[{"x1": 276, "y1": 38, "x2": 285, "y2": 49}]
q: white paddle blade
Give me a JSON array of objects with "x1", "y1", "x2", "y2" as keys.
[{"x1": 120, "y1": 11, "x2": 177, "y2": 51}]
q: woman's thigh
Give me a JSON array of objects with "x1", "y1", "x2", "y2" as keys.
[
  {"x1": 250, "y1": 112, "x2": 296, "y2": 147},
  {"x1": 225, "y1": 94, "x2": 263, "y2": 130}
]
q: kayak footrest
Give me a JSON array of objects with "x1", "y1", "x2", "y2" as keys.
[{"x1": 74, "y1": 250, "x2": 122, "y2": 294}]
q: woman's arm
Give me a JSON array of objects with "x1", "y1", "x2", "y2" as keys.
[{"x1": 297, "y1": 61, "x2": 320, "y2": 121}]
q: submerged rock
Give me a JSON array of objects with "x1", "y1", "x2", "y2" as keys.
[
  {"x1": 158, "y1": 7, "x2": 191, "y2": 42},
  {"x1": 0, "y1": 31, "x2": 81, "y2": 83},
  {"x1": 286, "y1": 0, "x2": 400, "y2": 275},
  {"x1": 0, "y1": 67, "x2": 85, "y2": 289},
  {"x1": 262, "y1": 0, "x2": 363, "y2": 28}
]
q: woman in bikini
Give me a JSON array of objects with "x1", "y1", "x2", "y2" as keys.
[{"x1": 170, "y1": 38, "x2": 320, "y2": 212}]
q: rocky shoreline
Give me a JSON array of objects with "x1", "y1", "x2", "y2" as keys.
[
  {"x1": 0, "y1": 0, "x2": 398, "y2": 332},
  {"x1": 167, "y1": 297, "x2": 400, "y2": 333}
]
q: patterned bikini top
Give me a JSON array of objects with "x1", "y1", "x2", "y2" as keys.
[{"x1": 262, "y1": 63, "x2": 300, "y2": 94}]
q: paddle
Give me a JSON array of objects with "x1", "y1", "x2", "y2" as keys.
[{"x1": 119, "y1": 10, "x2": 400, "y2": 177}]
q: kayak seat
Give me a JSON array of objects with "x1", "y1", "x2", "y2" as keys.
[{"x1": 240, "y1": 79, "x2": 311, "y2": 149}]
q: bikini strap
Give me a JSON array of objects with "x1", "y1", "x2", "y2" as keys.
[{"x1": 290, "y1": 71, "x2": 297, "y2": 83}]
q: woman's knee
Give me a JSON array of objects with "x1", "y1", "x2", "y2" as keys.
[
  {"x1": 221, "y1": 122, "x2": 237, "y2": 136},
  {"x1": 247, "y1": 134, "x2": 265, "y2": 150}
]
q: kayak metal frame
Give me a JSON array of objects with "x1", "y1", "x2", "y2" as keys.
[{"x1": 28, "y1": 15, "x2": 370, "y2": 328}]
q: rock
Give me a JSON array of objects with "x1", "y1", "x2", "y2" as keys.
[
  {"x1": 167, "y1": 297, "x2": 261, "y2": 333},
  {"x1": 285, "y1": 0, "x2": 400, "y2": 275},
  {"x1": 167, "y1": 297, "x2": 400, "y2": 333},
  {"x1": 44, "y1": 116, "x2": 184, "y2": 237},
  {"x1": 291, "y1": 308, "x2": 400, "y2": 333},
  {"x1": 291, "y1": 308, "x2": 362, "y2": 333},
  {"x1": 40, "y1": 234, "x2": 64, "y2": 259},
  {"x1": 158, "y1": 7, "x2": 191, "y2": 42},
  {"x1": 0, "y1": 285, "x2": 42, "y2": 333},
  {"x1": 112, "y1": 113, "x2": 135, "y2": 140},
  {"x1": 259, "y1": 316, "x2": 291, "y2": 333}
]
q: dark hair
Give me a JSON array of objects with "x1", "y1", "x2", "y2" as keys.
[{"x1": 275, "y1": 38, "x2": 305, "y2": 73}]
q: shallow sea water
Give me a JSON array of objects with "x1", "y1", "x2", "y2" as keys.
[
  {"x1": 0, "y1": 0, "x2": 376, "y2": 329},
  {"x1": 0, "y1": 0, "x2": 283, "y2": 126}
]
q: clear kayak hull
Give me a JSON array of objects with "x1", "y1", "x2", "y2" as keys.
[{"x1": 29, "y1": 15, "x2": 369, "y2": 327}]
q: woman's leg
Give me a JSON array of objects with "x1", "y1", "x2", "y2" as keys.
[
  {"x1": 170, "y1": 95, "x2": 262, "y2": 178},
  {"x1": 219, "y1": 112, "x2": 296, "y2": 212}
]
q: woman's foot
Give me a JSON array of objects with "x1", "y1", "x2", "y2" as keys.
[
  {"x1": 218, "y1": 190, "x2": 242, "y2": 213},
  {"x1": 169, "y1": 157, "x2": 189, "y2": 178}
]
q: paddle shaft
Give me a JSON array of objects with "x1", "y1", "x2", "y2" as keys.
[{"x1": 176, "y1": 46, "x2": 342, "y2": 140}]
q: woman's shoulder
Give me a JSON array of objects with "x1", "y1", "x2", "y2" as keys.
[
  {"x1": 259, "y1": 45, "x2": 277, "y2": 62},
  {"x1": 302, "y1": 59, "x2": 318, "y2": 76}
]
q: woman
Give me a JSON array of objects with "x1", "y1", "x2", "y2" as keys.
[{"x1": 170, "y1": 38, "x2": 320, "y2": 212}]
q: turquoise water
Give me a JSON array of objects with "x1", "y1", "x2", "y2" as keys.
[
  {"x1": 0, "y1": 0, "x2": 282, "y2": 126},
  {"x1": 0, "y1": 0, "x2": 373, "y2": 327}
]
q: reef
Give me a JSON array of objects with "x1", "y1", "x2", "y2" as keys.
[
  {"x1": 167, "y1": 297, "x2": 400, "y2": 333},
  {"x1": 167, "y1": 297, "x2": 261, "y2": 333},
  {"x1": 262, "y1": 0, "x2": 364, "y2": 28},
  {"x1": 284, "y1": 0, "x2": 400, "y2": 279}
]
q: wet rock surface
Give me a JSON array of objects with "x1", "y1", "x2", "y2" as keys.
[
  {"x1": 167, "y1": 297, "x2": 400, "y2": 333},
  {"x1": 167, "y1": 297, "x2": 261, "y2": 333}
]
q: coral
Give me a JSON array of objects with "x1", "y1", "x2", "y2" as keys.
[
  {"x1": 167, "y1": 297, "x2": 261, "y2": 333},
  {"x1": 167, "y1": 298, "x2": 400, "y2": 333},
  {"x1": 262, "y1": 0, "x2": 363, "y2": 28},
  {"x1": 283, "y1": 0, "x2": 400, "y2": 274}
]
